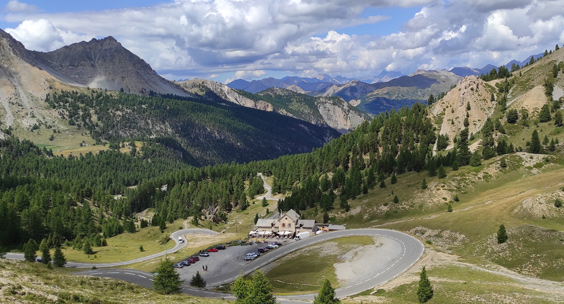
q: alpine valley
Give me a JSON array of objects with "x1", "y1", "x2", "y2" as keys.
[{"x1": 2, "y1": 25, "x2": 564, "y2": 304}]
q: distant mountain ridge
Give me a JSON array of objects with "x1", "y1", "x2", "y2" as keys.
[{"x1": 177, "y1": 79, "x2": 369, "y2": 133}]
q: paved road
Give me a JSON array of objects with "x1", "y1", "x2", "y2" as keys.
[
  {"x1": 5, "y1": 228, "x2": 218, "y2": 268},
  {"x1": 256, "y1": 172, "x2": 274, "y2": 200},
  {"x1": 77, "y1": 229, "x2": 424, "y2": 302}
]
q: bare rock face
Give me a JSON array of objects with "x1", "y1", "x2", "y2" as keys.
[
  {"x1": 177, "y1": 79, "x2": 273, "y2": 111},
  {"x1": 430, "y1": 76, "x2": 496, "y2": 148},
  {"x1": 315, "y1": 97, "x2": 367, "y2": 133},
  {"x1": 30, "y1": 37, "x2": 190, "y2": 97}
]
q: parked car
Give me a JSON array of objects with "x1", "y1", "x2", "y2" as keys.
[
  {"x1": 200, "y1": 252, "x2": 210, "y2": 257},
  {"x1": 216, "y1": 244, "x2": 226, "y2": 250},
  {"x1": 188, "y1": 258, "x2": 197, "y2": 263},
  {"x1": 190, "y1": 256, "x2": 200, "y2": 261},
  {"x1": 244, "y1": 254, "x2": 256, "y2": 261},
  {"x1": 174, "y1": 262, "x2": 184, "y2": 268},
  {"x1": 181, "y1": 260, "x2": 191, "y2": 266},
  {"x1": 208, "y1": 248, "x2": 218, "y2": 252},
  {"x1": 258, "y1": 247, "x2": 270, "y2": 253},
  {"x1": 36, "y1": 257, "x2": 42, "y2": 263},
  {"x1": 268, "y1": 243, "x2": 279, "y2": 248},
  {"x1": 246, "y1": 252, "x2": 259, "y2": 258}
]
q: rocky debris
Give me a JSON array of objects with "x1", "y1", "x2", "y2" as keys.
[{"x1": 431, "y1": 76, "x2": 496, "y2": 148}]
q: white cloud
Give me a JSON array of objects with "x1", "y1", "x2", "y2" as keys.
[
  {"x1": 3, "y1": 0, "x2": 564, "y2": 80},
  {"x1": 4, "y1": 0, "x2": 38, "y2": 13},
  {"x1": 5, "y1": 19, "x2": 92, "y2": 52}
]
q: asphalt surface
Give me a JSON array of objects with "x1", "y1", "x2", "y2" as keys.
[
  {"x1": 5, "y1": 228, "x2": 218, "y2": 268},
  {"x1": 76, "y1": 228, "x2": 424, "y2": 303}
]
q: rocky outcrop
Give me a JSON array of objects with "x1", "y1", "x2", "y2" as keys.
[
  {"x1": 315, "y1": 97, "x2": 367, "y2": 133},
  {"x1": 430, "y1": 76, "x2": 496, "y2": 147},
  {"x1": 177, "y1": 79, "x2": 273, "y2": 111}
]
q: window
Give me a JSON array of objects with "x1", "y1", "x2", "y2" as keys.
[
  {"x1": 282, "y1": 223, "x2": 285, "y2": 227},
  {"x1": 289, "y1": 224, "x2": 292, "y2": 228}
]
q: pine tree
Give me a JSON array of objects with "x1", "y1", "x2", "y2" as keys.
[
  {"x1": 159, "y1": 218, "x2": 166, "y2": 233},
  {"x1": 555, "y1": 111, "x2": 563, "y2": 127},
  {"x1": 23, "y1": 239, "x2": 38, "y2": 262},
  {"x1": 254, "y1": 213, "x2": 259, "y2": 224},
  {"x1": 83, "y1": 240, "x2": 94, "y2": 255},
  {"x1": 447, "y1": 204, "x2": 453, "y2": 212},
  {"x1": 314, "y1": 279, "x2": 340, "y2": 304},
  {"x1": 53, "y1": 247, "x2": 66, "y2": 267},
  {"x1": 393, "y1": 196, "x2": 399, "y2": 204},
  {"x1": 539, "y1": 104, "x2": 551, "y2": 122},
  {"x1": 190, "y1": 271, "x2": 206, "y2": 288},
  {"x1": 39, "y1": 238, "x2": 51, "y2": 265},
  {"x1": 154, "y1": 259, "x2": 182, "y2": 294},
  {"x1": 497, "y1": 224, "x2": 508, "y2": 244},
  {"x1": 421, "y1": 179, "x2": 427, "y2": 190},
  {"x1": 390, "y1": 174, "x2": 397, "y2": 184},
  {"x1": 529, "y1": 130, "x2": 541, "y2": 154},
  {"x1": 438, "y1": 165, "x2": 446, "y2": 179},
  {"x1": 262, "y1": 197, "x2": 268, "y2": 207},
  {"x1": 248, "y1": 271, "x2": 276, "y2": 304},
  {"x1": 417, "y1": 266, "x2": 433, "y2": 303}
]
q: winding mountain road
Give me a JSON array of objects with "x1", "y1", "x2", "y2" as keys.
[
  {"x1": 5, "y1": 228, "x2": 218, "y2": 268},
  {"x1": 74, "y1": 228, "x2": 424, "y2": 302}
]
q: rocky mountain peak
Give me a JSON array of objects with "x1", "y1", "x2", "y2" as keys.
[{"x1": 28, "y1": 36, "x2": 190, "y2": 97}]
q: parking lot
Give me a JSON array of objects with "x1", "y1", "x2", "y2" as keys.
[{"x1": 177, "y1": 240, "x2": 287, "y2": 285}]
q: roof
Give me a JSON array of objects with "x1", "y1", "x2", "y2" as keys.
[
  {"x1": 255, "y1": 219, "x2": 276, "y2": 228},
  {"x1": 297, "y1": 219, "x2": 316, "y2": 229},
  {"x1": 328, "y1": 224, "x2": 346, "y2": 231},
  {"x1": 280, "y1": 209, "x2": 300, "y2": 222}
]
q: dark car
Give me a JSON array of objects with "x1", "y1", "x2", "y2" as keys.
[
  {"x1": 181, "y1": 260, "x2": 191, "y2": 266},
  {"x1": 258, "y1": 247, "x2": 269, "y2": 253},
  {"x1": 216, "y1": 244, "x2": 226, "y2": 250},
  {"x1": 200, "y1": 252, "x2": 209, "y2": 257},
  {"x1": 208, "y1": 248, "x2": 218, "y2": 252}
]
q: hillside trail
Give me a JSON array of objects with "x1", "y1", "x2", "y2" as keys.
[{"x1": 256, "y1": 172, "x2": 276, "y2": 201}]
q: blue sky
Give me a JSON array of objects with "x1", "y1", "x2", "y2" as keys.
[{"x1": 2, "y1": 0, "x2": 564, "y2": 83}]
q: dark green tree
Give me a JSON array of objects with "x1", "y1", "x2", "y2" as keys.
[
  {"x1": 254, "y1": 213, "x2": 259, "y2": 224},
  {"x1": 39, "y1": 238, "x2": 51, "y2": 265},
  {"x1": 233, "y1": 271, "x2": 275, "y2": 304},
  {"x1": 261, "y1": 197, "x2": 268, "y2": 207},
  {"x1": 23, "y1": 239, "x2": 38, "y2": 262},
  {"x1": 154, "y1": 259, "x2": 182, "y2": 294},
  {"x1": 314, "y1": 278, "x2": 340, "y2": 304},
  {"x1": 470, "y1": 151, "x2": 482, "y2": 167},
  {"x1": 390, "y1": 174, "x2": 397, "y2": 184},
  {"x1": 190, "y1": 271, "x2": 206, "y2": 288},
  {"x1": 529, "y1": 130, "x2": 541, "y2": 154},
  {"x1": 159, "y1": 219, "x2": 166, "y2": 233},
  {"x1": 539, "y1": 104, "x2": 551, "y2": 122},
  {"x1": 497, "y1": 224, "x2": 508, "y2": 244},
  {"x1": 447, "y1": 204, "x2": 453, "y2": 212},
  {"x1": 393, "y1": 196, "x2": 399, "y2": 204},
  {"x1": 421, "y1": 179, "x2": 427, "y2": 190},
  {"x1": 53, "y1": 246, "x2": 66, "y2": 267},
  {"x1": 83, "y1": 240, "x2": 94, "y2": 255},
  {"x1": 555, "y1": 111, "x2": 563, "y2": 127},
  {"x1": 438, "y1": 165, "x2": 446, "y2": 179},
  {"x1": 427, "y1": 94, "x2": 435, "y2": 106},
  {"x1": 555, "y1": 199, "x2": 562, "y2": 208},
  {"x1": 417, "y1": 266, "x2": 433, "y2": 303},
  {"x1": 323, "y1": 212, "x2": 330, "y2": 223},
  {"x1": 379, "y1": 180, "x2": 386, "y2": 188}
]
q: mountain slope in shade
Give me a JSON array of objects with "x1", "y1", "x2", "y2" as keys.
[{"x1": 30, "y1": 36, "x2": 191, "y2": 97}]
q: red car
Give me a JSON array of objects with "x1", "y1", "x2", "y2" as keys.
[{"x1": 208, "y1": 248, "x2": 218, "y2": 252}]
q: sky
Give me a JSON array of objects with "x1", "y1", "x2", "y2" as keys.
[{"x1": 2, "y1": 0, "x2": 564, "y2": 83}]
